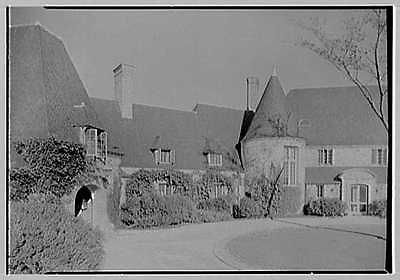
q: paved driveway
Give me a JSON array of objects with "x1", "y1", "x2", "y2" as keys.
[
  {"x1": 100, "y1": 216, "x2": 386, "y2": 271},
  {"x1": 226, "y1": 218, "x2": 386, "y2": 270}
]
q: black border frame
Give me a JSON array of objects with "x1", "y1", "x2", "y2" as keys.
[{"x1": 5, "y1": 5, "x2": 394, "y2": 275}]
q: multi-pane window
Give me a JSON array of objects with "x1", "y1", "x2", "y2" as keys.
[
  {"x1": 153, "y1": 149, "x2": 175, "y2": 165},
  {"x1": 214, "y1": 183, "x2": 227, "y2": 198},
  {"x1": 283, "y1": 146, "x2": 298, "y2": 185},
  {"x1": 372, "y1": 148, "x2": 387, "y2": 165},
  {"x1": 84, "y1": 128, "x2": 107, "y2": 162},
  {"x1": 316, "y1": 184, "x2": 324, "y2": 198},
  {"x1": 318, "y1": 148, "x2": 334, "y2": 165},
  {"x1": 158, "y1": 181, "x2": 174, "y2": 196},
  {"x1": 160, "y1": 149, "x2": 171, "y2": 164},
  {"x1": 207, "y1": 153, "x2": 222, "y2": 167}
]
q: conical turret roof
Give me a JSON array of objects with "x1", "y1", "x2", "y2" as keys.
[{"x1": 242, "y1": 68, "x2": 289, "y2": 141}]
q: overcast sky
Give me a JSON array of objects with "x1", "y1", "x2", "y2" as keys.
[{"x1": 11, "y1": 7, "x2": 369, "y2": 111}]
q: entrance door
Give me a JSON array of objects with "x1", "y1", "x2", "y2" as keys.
[{"x1": 350, "y1": 184, "x2": 368, "y2": 214}]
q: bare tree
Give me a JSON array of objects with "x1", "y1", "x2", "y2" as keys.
[{"x1": 297, "y1": 9, "x2": 388, "y2": 133}]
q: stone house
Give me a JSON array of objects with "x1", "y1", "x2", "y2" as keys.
[{"x1": 9, "y1": 24, "x2": 388, "y2": 222}]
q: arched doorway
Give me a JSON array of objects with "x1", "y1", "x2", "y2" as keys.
[{"x1": 74, "y1": 184, "x2": 99, "y2": 218}]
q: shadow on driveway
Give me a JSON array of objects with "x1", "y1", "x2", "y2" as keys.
[{"x1": 274, "y1": 218, "x2": 386, "y2": 240}]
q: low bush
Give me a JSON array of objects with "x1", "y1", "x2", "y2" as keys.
[
  {"x1": 9, "y1": 194, "x2": 103, "y2": 274},
  {"x1": 368, "y1": 199, "x2": 386, "y2": 218},
  {"x1": 196, "y1": 209, "x2": 232, "y2": 223},
  {"x1": 120, "y1": 193, "x2": 199, "y2": 229},
  {"x1": 304, "y1": 198, "x2": 347, "y2": 217},
  {"x1": 197, "y1": 195, "x2": 233, "y2": 212},
  {"x1": 238, "y1": 197, "x2": 264, "y2": 218}
]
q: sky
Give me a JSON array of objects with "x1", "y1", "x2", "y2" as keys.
[{"x1": 10, "y1": 7, "x2": 369, "y2": 111}]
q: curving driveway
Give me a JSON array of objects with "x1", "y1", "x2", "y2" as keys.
[{"x1": 100, "y1": 216, "x2": 386, "y2": 271}]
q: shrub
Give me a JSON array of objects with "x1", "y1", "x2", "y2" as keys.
[
  {"x1": 197, "y1": 195, "x2": 233, "y2": 212},
  {"x1": 246, "y1": 173, "x2": 302, "y2": 217},
  {"x1": 304, "y1": 198, "x2": 347, "y2": 217},
  {"x1": 196, "y1": 170, "x2": 233, "y2": 201},
  {"x1": 9, "y1": 168, "x2": 38, "y2": 201},
  {"x1": 120, "y1": 193, "x2": 199, "y2": 229},
  {"x1": 196, "y1": 209, "x2": 232, "y2": 223},
  {"x1": 368, "y1": 199, "x2": 386, "y2": 218},
  {"x1": 125, "y1": 169, "x2": 195, "y2": 200},
  {"x1": 10, "y1": 137, "x2": 94, "y2": 200},
  {"x1": 238, "y1": 197, "x2": 264, "y2": 218},
  {"x1": 274, "y1": 187, "x2": 302, "y2": 217},
  {"x1": 9, "y1": 194, "x2": 103, "y2": 274}
]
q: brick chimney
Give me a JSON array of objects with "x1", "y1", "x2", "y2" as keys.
[
  {"x1": 113, "y1": 63, "x2": 135, "y2": 119},
  {"x1": 246, "y1": 77, "x2": 259, "y2": 111}
]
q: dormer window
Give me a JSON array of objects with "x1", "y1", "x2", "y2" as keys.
[
  {"x1": 372, "y1": 148, "x2": 387, "y2": 166},
  {"x1": 207, "y1": 153, "x2": 222, "y2": 167},
  {"x1": 318, "y1": 148, "x2": 334, "y2": 165},
  {"x1": 83, "y1": 127, "x2": 107, "y2": 162},
  {"x1": 153, "y1": 148, "x2": 175, "y2": 165}
]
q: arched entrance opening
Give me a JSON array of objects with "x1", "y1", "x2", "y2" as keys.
[{"x1": 74, "y1": 184, "x2": 99, "y2": 220}]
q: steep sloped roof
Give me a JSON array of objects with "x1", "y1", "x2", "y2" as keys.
[
  {"x1": 89, "y1": 100, "x2": 245, "y2": 170},
  {"x1": 123, "y1": 104, "x2": 201, "y2": 169},
  {"x1": 287, "y1": 86, "x2": 388, "y2": 145},
  {"x1": 10, "y1": 24, "x2": 101, "y2": 144},
  {"x1": 242, "y1": 73, "x2": 292, "y2": 141},
  {"x1": 194, "y1": 104, "x2": 244, "y2": 169},
  {"x1": 89, "y1": 98, "x2": 123, "y2": 153}
]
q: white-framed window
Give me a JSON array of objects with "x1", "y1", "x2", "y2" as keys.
[
  {"x1": 83, "y1": 127, "x2": 107, "y2": 162},
  {"x1": 207, "y1": 153, "x2": 222, "y2": 167},
  {"x1": 372, "y1": 148, "x2": 387, "y2": 166},
  {"x1": 153, "y1": 149, "x2": 175, "y2": 165},
  {"x1": 316, "y1": 184, "x2": 324, "y2": 198},
  {"x1": 318, "y1": 148, "x2": 334, "y2": 165},
  {"x1": 283, "y1": 146, "x2": 298, "y2": 185},
  {"x1": 214, "y1": 183, "x2": 227, "y2": 198},
  {"x1": 158, "y1": 181, "x2": 174, "y2": 196}
]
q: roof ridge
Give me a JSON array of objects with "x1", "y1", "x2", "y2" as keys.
[
  {"x1": 134, "y1": 103, "x2": 197, "y2": 114},
  {"x1": 193, "y1": 103, "x2": 243, "y2": 111},
  {"x1": 288, "y1": 84, "x2": 378, "y2": 94}
]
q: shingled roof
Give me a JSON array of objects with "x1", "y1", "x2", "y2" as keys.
[
  {"x1": 286, "y1": 86, "x2": 388, "y2": 145},
  {"x1": 88, "y1": 100, "x2": 244, "y2": 171},
  {"x1": 242, "y1": 71, "x2": 293, "y2": 142},
  {"x1": 10, "y1": 24, "x2": 102, "y2": 144}
]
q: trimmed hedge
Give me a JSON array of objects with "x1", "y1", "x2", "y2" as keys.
[
  {"x1": 304, "y1": 198, "x2": 347, "y2": 217},
  {"x1": 9, "y1": 194, "x2": 104, "y2": 274},
  {"x1": 120, "y1": 193, "x2": 199, "y2": 229},
  {"x1": 368, "y1": 199, "x2": 386, "y2": 218}
]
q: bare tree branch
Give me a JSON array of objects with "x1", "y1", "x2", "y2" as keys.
[{"x1": 296, "y1": 9, "x2": 388, "y2": 134}]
